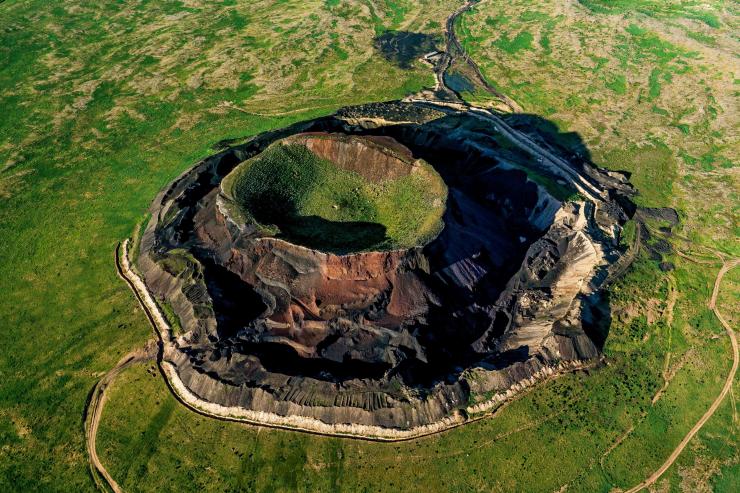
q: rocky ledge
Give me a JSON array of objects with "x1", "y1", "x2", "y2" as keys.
[{"x1": 135, "y1": 101, "x2": 635, "y2": 433}]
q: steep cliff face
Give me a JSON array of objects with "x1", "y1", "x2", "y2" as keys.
[
  {"x1": 282, "y1": 133, "x2": 417, "y2": 182},
  {"x1": 136, "y1": 101, "x2": 634, "y2": 430}
]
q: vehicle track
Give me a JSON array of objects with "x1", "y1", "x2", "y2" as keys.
[
  {"x1": 84, "y1": 344, "x2": 156, "y2": 493},
  {"x1": 443, "y1": 0, "x2": 520, "y2": 112}
]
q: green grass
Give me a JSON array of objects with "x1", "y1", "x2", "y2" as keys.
[
  {"x1": 594, "y1": 142, "x2": 677, "y2": 207},
  {"x1": 1, "y1": 0, "x2": 738, "y2": 491},
  {"x1": 156, "y1": 299, "x2": 183, "y2": 336},
  {"x1": 579, "y1": 0, "x2": 724, "y2": 28},
  {"x1": 226, "y1": 142, "x2": 446, "y2": 253},
  {"x1": 127, "y1": 214, "x2": 151, "y2": 266},
  {"x1": 493, "y1": 31, "x2": 534, "y2": 54},
  {"x1": 606, "y1": 74, "x2": 627, "y2": 94}
]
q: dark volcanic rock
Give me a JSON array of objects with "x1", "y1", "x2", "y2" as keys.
[
  {"x1": 136, "y1": 101, "x2": 635, "y2": 430},
  {"x1": 373, "y1": 31, "x2": 443, "y2": 69}
]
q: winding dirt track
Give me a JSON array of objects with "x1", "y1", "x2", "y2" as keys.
[
  {"x1": 84, "y1": 345, "x2": 156, "y2": 493},
  {"x1": 624, "y1": 258, "x2": 739, "y2": 493},
  {"x1": 443, "y1": 0, "x2": 520, "y2": 112}
]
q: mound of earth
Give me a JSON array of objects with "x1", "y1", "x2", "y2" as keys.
[{"x1": 136, "y1": 101, "x2": 635, "y2": 432}]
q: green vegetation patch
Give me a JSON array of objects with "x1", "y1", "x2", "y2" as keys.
[
  {"x1": 595, "y1": 142, "x2": 677, "y2": 207},
  {"x1": 493, "y1": 31, "x2": 534, "y2": 54},
  {"x1": 606, "y1": 74, "x2": 627, "y2": 95},
  {"x1": 225, "y1": 143, "x2": 446, "y2": 253},
  {"x1": 579, "y1": 1, "x2": 723, "y2": 28}
]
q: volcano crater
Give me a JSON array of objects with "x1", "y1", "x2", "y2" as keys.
[
  {"x1": 136, "y1": 101, "x2": 634, "y2": 434},
  {"x1": 220, "y1": 133, "x2": 447, "y2": 254}
]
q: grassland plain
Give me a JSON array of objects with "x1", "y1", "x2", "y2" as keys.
[
  {"x1": 0, "y1": 0, "x2": 453, "y2": 490},
  {"x1": 96, "y1": 2, "x2": 739, "y2": 492},
  {"x1": 2, "y1": 2, "x2": 738, "y2": 493}
]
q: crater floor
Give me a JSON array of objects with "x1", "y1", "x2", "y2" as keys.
[{"x1": 220, "y1": 134, "x2": 447, "y2": 254}]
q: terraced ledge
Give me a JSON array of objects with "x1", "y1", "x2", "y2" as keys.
[{"x1": 118, "y1": 239, "x2": 600, "y2": 440}]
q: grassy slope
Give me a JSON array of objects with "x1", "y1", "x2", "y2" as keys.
[{"x1": 0, "y1": 0, "x2": 449, "y2": 490}]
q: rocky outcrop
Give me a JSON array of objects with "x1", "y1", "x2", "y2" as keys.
[{"x1": 135, "y1": 101, "x2": 634, "y2": 432}]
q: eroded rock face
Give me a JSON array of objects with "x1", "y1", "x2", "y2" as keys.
[
  {"x1": 283, "y1": 133, "x2": 418, "y2": 181},
  {"x1": 137, "y1": 101, "x2": 635, "y2": 430}
]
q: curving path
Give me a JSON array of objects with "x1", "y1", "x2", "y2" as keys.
[
  {"x1": 624, "y1": 258, "x2": 739, "y2": 493},
  {"x1": 443, "y1": 0, "x2": 521, "y2": 112},
  {"x1": 85, "y1": 344, "x2": 156, "y2": 493}
]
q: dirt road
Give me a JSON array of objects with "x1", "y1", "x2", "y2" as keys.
[
  {"x1": 624, "y1": 258, "x2": 739, "y2": 493},
  {"x1": 85, "y1": 343, "x2": 156, "y2": 493},
  {"x1": 443, "y1": 0, "x2": 520, "y2": 112},
  {"x1": 406, "y1": 97, "x2": 607, "y2": 203}
]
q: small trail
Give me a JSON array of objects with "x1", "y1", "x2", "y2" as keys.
[
  {"x1": 600, "y1": 425, "x2": 635, "y2": 470},
  {"x1": 624, "y1": 258, "x2": 739, "y2": 493},
  {"x1": 674, "y1": 249, "x2": 718, "y2": 266},
  {"x1": 652, "y1": 276, "x2": 679, "y2": 405},
  {"x1": 651, "y1": 351, "x2": 691, "y2": 406},
  {"x1": 422, "y1": 0, "x2": 520, "y2": 110},
  {"x1": 444, "y1": 0, "x2": 520, "y2": 112},
  {"x1": 85, "y1": 343, "x2": 156, "y2": 493}
]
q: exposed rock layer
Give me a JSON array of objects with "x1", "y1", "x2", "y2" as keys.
[
  {"x1": 137, "y1": 101, "x2": 634, "y2": 430},
  {"x1": 282, "y1": 133, "x2": 418, "y2": 182}
]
